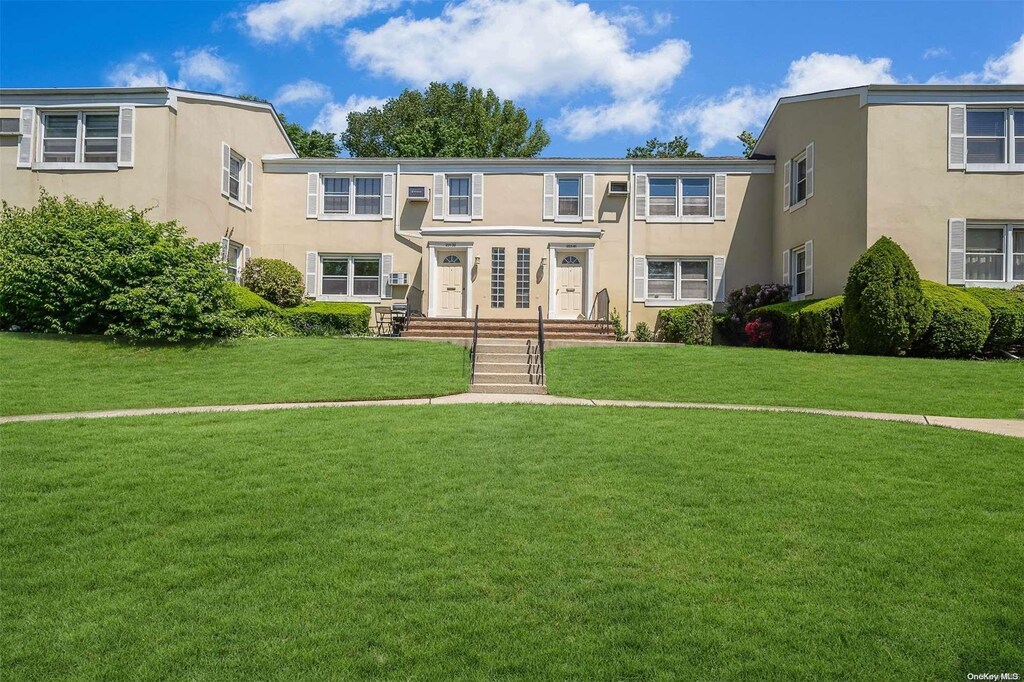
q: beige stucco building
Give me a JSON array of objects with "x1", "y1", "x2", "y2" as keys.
[{"x1": 1, "y1": 84, "x2": 1022, "y2": 331}]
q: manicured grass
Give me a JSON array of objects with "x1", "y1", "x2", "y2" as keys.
[
  {"x1": 0, "y1": 333, "x2": 468, "y2": 415},
  {"x1": 3, "y1": 406, "x2": 1021, "y2": 679},
  {"x1": 547, "y1": 344, "x2": 1024, "y2": 419}
]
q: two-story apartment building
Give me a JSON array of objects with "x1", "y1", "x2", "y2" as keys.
[{"x1": 1, "y1": 84, "x2": 1021, "y2": 332}]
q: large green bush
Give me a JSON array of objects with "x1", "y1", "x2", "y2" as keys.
[
  {"x1": 843, "y1": 237, "x2": 932, "y2": 356},
  {"x1": 240, "y1": 258, "x2": 304, "y2": 307},
  {"x1": 963, "y1": 287, "x2": 1024, "y2": 352},
  {"x1": 282, "y1": 302, "x2": 371, "y2": 336},
  {"x1": 227, "y1": 282, "x2": 282, "y2": 318},
  {"x1": 0, "y1": 193, "x2": 233, "y2": 341},
  {"x1": 656, "y1": 304, "x2": 713, "y2": 345},
  {"x1": 796, "y1": 296, "x2": 846, "y2": 353},
  {"x1": 912, "y1": 281, "x2": 990, "y2": 359},
  {"x1": 746, "y1": 299, "x2": 818, "y2": 348}
]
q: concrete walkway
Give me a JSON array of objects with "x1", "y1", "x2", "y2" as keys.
[{"x1": 1, "y1": 393, "x2": 1021, "y2": 438}]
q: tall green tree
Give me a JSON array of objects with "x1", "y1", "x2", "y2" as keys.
[
  {"x1": 738, "y1": 130, "x2": 759, "y2": 158},
  {"x1": 236, "y1": 94, "x2": 340, "y2": 158},
  {"x1": 341, "y1": 82, "x2": 550, "y2": 158},
  {"x1": 625, "y1": 136, "x2": 702, "y2": 159}
]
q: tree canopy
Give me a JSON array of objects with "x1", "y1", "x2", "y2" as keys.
[
  {"x1": 625, "y1": 136, "x2": 703, "y2": 159},
  {"x1": 738, "y1": 131, "x2": 759, "y2": 158},
  {"x1": 237, "y1": 94, "x2": 340, "y2": 158},
  {"x1": 341, "y1": 82, "x2": 550, "y2": 158}
]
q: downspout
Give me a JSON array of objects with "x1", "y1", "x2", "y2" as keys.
[
  {"x1": 394, "y1": 161, "x2": 401, "y2": 239},
  {"x1": 626, "y1": 162, "x2": 634, "y2": 334}
]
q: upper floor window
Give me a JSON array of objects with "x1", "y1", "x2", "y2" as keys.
[
  {"x1": 966, "y1": 223, "x2": 1024, "y2": 283},
  {"x1": 953, "y1": 107, "x2": 1023, "y2": 170},
  {"x1": 783, "y1": 143, "x2": 814, "y2": 211},
  {"x1": 221, "y1": 142, "x2": 252, "y2": 210},
  {"x1": 648, "y1": 176, "x2": 712, "y2": 219},
  {"x1": 41, "y1": 111, "x2": 118, "y2": 164},
  {"x1": 447, "y1": 176, "x2": 470, "y2": 216},
  {"x1": 319, "y1": 175, "x2": 381, "y2": 217},
  {"x1": 228, "y1": 151, "x2": 244, "y2": 201},
  {"x1": 543, "y1": 172, "x2": 594, "y2": 222},
  {"x1": 557, "y1": 176, "x2": 581, "y2": 218},
  {"x1": 792, "y1": 153, "x2": 808, "y2": 205}
]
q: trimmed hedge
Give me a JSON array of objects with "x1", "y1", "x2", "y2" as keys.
[
  {"x1": 282, "y1": 302, "x2": 371, "y2": 336},
  {"x1": 796, "y1": 296, "x2": 845, "y2": 353},
  {"x1": 963, "y1": 287, "x2": 1024, "y2": 352},
  {"x1": 656, "y1": 304, "x2": 713, "y2": 345},
  {"x1": 844, "y1": 237, "x2": 932, "y2": 356},
  {"x1": 227, "y1": 283, "x2": 282, "y2": 318},
  {"x1": 912, "y1": 281, "x2": 990, "y2": 359},
  {"x1": 240, "y1": 258, "x2": 304, "y2": 308},
  {"x1": 746, "y1": 299, "x2": 819, "y2": 348}
]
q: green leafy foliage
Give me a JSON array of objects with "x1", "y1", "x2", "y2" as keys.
[
  {"x1": 342, "y1": 82, "x2": 549, "y2": 158},
  {"x1": 237, "y1": 94, "x2": 339, "y2": 158},
  {"x1": 963, "y1": 287, "x2": 1024, "y2": 352},
  {"x1": 738, "y1": 130, "x2": 759, "y2": 157},
  {"x1": 240, "y1": 258, "x2": 304, "y2": 308},
  {"x1": 233, "y1": 314, "x2": 295, "y2": 338},
  {"x1": 796, "y1": 296, "x2": 846, "y2": 353},
  {"x1": 912, "y1": 281, "x2": 990, "y2": 358},
  {"x1": 282, "y1": 302, "x2": 371, "y2": 336},
  {"x1": 227, "y1": 282, "x2": 282, "y2": 318},
  {"x1": 625, "y1": 136, "x2": 702, "y2": 159},
  {"x1": 609, "y1": 308, "x2": 627, "y2": 341},
  {"x1": 746, "y1": 299, "x2": 819, "y2": 348},
  {"x1": 0, "y1": 193, "x2": 233, "y2": 341},
  {"x1": 633, "y1": 321, "x2": 654, "y2": 342},
  {"x1": 655, "y1": 304, "x2": 713, "y2": 345},
  {"x1": 843, "y1": 237, "x2": 932, "y2": 356}
]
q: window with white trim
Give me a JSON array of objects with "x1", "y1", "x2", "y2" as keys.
[
  {"x1": 646, "y1": 257, "x2": 711, "y2": 301},
  {"x1": 448, "y1": 175, "x2": 470, "y2": 217},
  {"x1": 791, "y1": 245, "x2": 808, "y2": 296},
  {"x1": 225, "y1": 241, "x2": 243, "y2": 282},
  {"x1": 648, "y1": 176, "x2": 712, "y2": 219},
  {"x1": 228, "y1": 151, "x2": 244, "y2": 202},
  {"x1": 966, "y1": 223, "x2": 1024, "y2": 283},
  {"x1": 320, "y1": 255, "x2": 381, "y2": 299},
  {"x1": 319, "y1": 175, "x2": 383, "y2": 217},
  {"x1": 966, "y1": 108, "x2": 1022, "y2": 166},
  {"x1": 40, "y1": 111, "x2": 119, "y2": 164},
  {"x1": 791, "y1": 152, "x2": 808, "y2": 207},
  {"x1": 491, "y1": 247, "x2": 505, "y2": 308},
  {"x1": 557, "y1": 176, "x2": 581, "y2": 218}
]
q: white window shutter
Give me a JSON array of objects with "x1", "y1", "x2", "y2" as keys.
[
  {"x1": 633, "y1": 256, "x2": 646, "y2": 302},
  {"x1": 471, "y1": 173, "x2": 484, "y2": 219},
  {"x1": 782, "y1": 249, "x2": 791, "y2": 286},
  {"x1": 805, "y1": 143, "x2": 814, "y2": 199},
  {"x1": 117, "y1": 106, "x2": 134, "y2": 168},
  {"x1": 221, "y1": 143, "x2": 231, "y2": 197},
  {"x1": 948, "y1": 218, "x2": 966, "y2": 285},
  {"x1": 634, "y1": 173, "x2": 647, "y2": 220},
  {"x1": 433, "y1": 173, "x2": 446, "y2": 220},
  {"x1": 17, "y1": 107, "x2": 34, "y2": 168},
  {"x1": 306, "y1": 172, "x2": 319, "y2": 219},
  {"x1": 220, "y1": 237, "x2": 230, "y2": 262},
  {"x1": 713, "y1": 173, "x2": 727, "y2": 220},
  {"x1": 712, "y1": 256, "x2": 727, "y2": 302},
  {"x1": 381, "y1": 253, "x2": 394, "y2": 299},
  {"x1": 948, "y1": 105, "x2": 966, "y2": 170},
  {"x1": 804, "y1": 241, "x2": 813, "y2": 296},
  {"x1": 244, "y1": 159, "x2": 254, "y2": 209},
  {"x1": 305, "y1": 252, "x2": 318, "y2": 297},
  {"x1": 783, "y1": 160, "x2": 791, "y2": 211},
  {"x1": 542, "y1": 173, "x2": 555, "y2": 220},
  {"x1": 381, "y1": 173, "x2": 395, "y2": 219},
  {"x1": 242, "y1": 245, "x2": 252, "y2": 268},
  {"x1": 582, "y1": 173, "x2": 595, "y2": 220}
]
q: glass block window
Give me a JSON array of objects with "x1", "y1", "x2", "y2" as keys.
[
  {"x1": 516, "y1": 248, "x2": 530, "y2": 308},
  {"x1": 491, "y1": 247, "x2": 505, "y2": 308}
]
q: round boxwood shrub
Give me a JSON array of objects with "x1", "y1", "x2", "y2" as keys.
[
  {"x1": 796, "y1": 295, "x2": 845, "y2": 353},
  {"x1": 912, "y1": 281, "x2": 990, "y2": 358},
  {"x1": 963, "y1": 287, "x2": 1024, "y2": 352},
  {"x1": 656, "y1": 304, "x2": 713, "y2": 345},
  {"x1": 240, "y1": 258, "x2": 304, "y2": 308},
  {"x1": 843, "y1": 237, "x2": 932, "y2": 356}
]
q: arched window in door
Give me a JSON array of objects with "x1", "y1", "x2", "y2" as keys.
[
  {"x1": 442, "y1": 254, "x2": 462, "y2": 264},
  {"x1": 560, "y1": 255, "x2": 582, "y2": 266}
]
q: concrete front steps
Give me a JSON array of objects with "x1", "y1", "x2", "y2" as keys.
[
  {"x1": 470, "y1": 339, "x2": 546, "y2": 394},
  {"x1": 403, "y1": 317, "x2": 615, "y2": 341}
]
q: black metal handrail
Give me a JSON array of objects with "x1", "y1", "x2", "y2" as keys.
[
  {"x1": 405, "y1": 285, "x2": 424, "y2": 317},
  {"x1": 588, "y1": 288, "x2": 610, "y2": 322},
  {"x1": 470, "y1": 304, "x2": 480, "y2": 383},
  {"x1": 537, "y1": 305, "x2": 545, "y2": 385}
]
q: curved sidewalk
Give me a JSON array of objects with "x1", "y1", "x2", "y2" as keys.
[{"x1": 1, "y1": 393, "x2": 1021, "y2": 439}]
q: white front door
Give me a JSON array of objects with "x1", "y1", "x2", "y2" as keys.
[
  {"x1": 555, "y1": 252, "x2": 585, "y2": 319},
  {"x1": 436, "y1": 250, "x2": 465, "y2": 317}
]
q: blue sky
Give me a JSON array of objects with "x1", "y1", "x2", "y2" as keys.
[{"x1": 1, "y1": 0, "x2": 1022, "y2": 157}]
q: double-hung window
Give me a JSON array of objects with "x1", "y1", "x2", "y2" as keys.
[
  {"x1": 965, "y1": 223, "x2": 1024, "y2": 284},
  {"x1": 647, "y1": 176, "x2": 712, "y2": 220},
  {"x1": 965, "y1": 108, "x2": 1023, "y2": 168},
  {"x1": 646, "y1": 257, "x2": 711, "y2": 301},
  {"x1": 225, "y1": 241, "x2": 243, "y2": 282},
  {"x1": 323, "y1": 177, "x2": 350, "y2": 214},
  {"x1": 447, "y1": 176, "x2": 470, "y2": 217},
  {"x1": 40, "y1": 111, "x2": 119, "y2": 164},
  {"x1": 791, "y1": 153, "x2": 808, "y2": 206},
  {"x1": 792, "y1": 246, "x2": 808, "y2": 297},
  {"x1": 557, "y1": 176, "x2": 581, "y2": 218},
  {"x1": 320, "y1": 255, "x2": 381, "y2": 300},
  {"x1": 228, "y1": 151, "x2": 244, "y2": 202},
  {"x1": 320, "y1": 175, "x2": 383, "y2": 217}
]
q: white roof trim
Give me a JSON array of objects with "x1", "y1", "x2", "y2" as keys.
[
  {"x1": 263, "y1": 158, "x2": 773, "y2": 174},
  {"x1": 421, "y1": 225, "x2": 604, "y2": 237}
]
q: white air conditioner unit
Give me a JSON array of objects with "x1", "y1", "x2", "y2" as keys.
[
  {"x1": 389, "y1": 272, "x2": 410, "y2": 285},
  {"x1": 407, "y1": 186, "x2": 430, "y2": 202},
  {"x1": 607, "y1": 181, "x2": 629, "y2": 196}
]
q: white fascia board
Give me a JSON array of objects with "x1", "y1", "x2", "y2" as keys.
[
  {"x1": 264, "y1": 158, "x2": 774, "y2": 175},
  {"x1": 421, "y1": 225, "x2": 604, "y2": 238}
]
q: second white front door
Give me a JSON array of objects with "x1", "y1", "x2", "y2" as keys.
[
  {"x1": 555, "y1": 252, "x2": 585, "y2": 319},
  {"x1": 437, "y1": 250, "x2": 466, "y2": 317}
]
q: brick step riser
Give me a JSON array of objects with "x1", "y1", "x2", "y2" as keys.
[
  {"x1": 406, "y1": 325, "x2": 611, "y2": 333},
  {"x1": 406, "y1": 331, "x2": 613, "y2": 339}
]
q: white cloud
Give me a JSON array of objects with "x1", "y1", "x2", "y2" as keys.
[
  {"x1": 922, "y1": 47, "x2": 950, "y2": 60},
  {"x1": 106, "y1": 54, "x2": 175, "y2": 87},
  {"x1": 174, "y1": 47, "x2": 242, "y2": 93},
  {"x1": 244, "y1": 0, "x2": 402, "y2": 42},
  {"x1": 676, "y1": 52, "x2": 899, "y2": 149},
  {"x1": 609, "y1": 5, "x2": 673, "y2": 36},
  {"x1": 981, "y1": 34, "x2": 1024, "y2": 83},
  {"x1": 311, "y1": 94, "x2": 388, "y2": 133},
  {"x1": 555, "y1": 98, "x2": 662, "y2": 141},
  {"x1": 346, "y1": 0, "x2": 689, "y2": 101},
  {"x1": 275, "y1": 79, "x2": 332, "y2": 106}
]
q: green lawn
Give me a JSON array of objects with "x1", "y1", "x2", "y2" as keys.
[
  {"x1": 548, "y1": 345, "x2": 1024, "y2": 419},
  {"x1": 3, "y1": 406, "x2": 1021, "y2": 679},
  {"x1": 0, "y1": 333, "x2": 468, "y2": 415}
]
